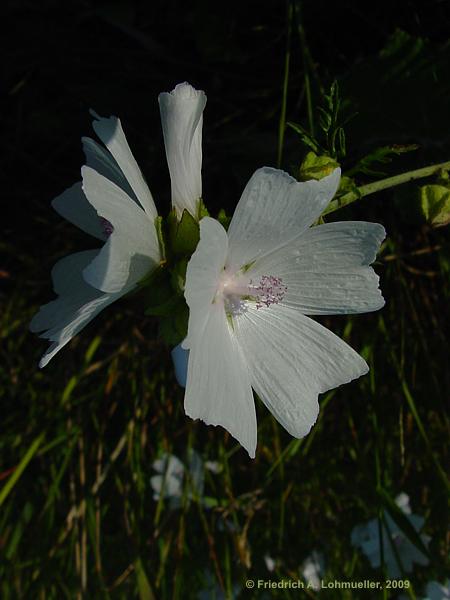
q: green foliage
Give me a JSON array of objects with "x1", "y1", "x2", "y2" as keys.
[
  {"x1": 288, "y1": 80, "x2": 351, "y2": 163},
  {"x1": 167, "y1": 209, "x2": 201, "y2": 257},
  {"x1": 298, "y1": 151, "x2": 339, "y2": 181},
  {"x1": 346, "y1": 144, "x2": 419, "y2": 178},
  {"x1": 420, "y1": 183, "x2": 450, "y2": 227}
]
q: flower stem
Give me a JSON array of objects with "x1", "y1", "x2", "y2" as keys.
[{"x1": 323, "y1": 160, "x2": 450, "y2": 216}]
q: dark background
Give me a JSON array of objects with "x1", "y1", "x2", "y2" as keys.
[{"x1": 3, "y1": 0, "x2": 450, "y2": 272}]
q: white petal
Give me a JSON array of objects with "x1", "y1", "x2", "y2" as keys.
[
  {"x1": 81, "y1": 166, "x2": 160, "y2": 293},
  {"x1": 82, "y1": 136, "x2": 137, "y2": 202},
  {"x1": 253, "y1": 221, "x2": 385, "y2": 315},
  {"x1": 184, "y1": 303, "x2": 257, "y2": 458},
  {"x1": 234, "y1": 304, "x2": 368, "y2": 438},
  {"x1": 52, "y1": 182, "x2": 106, "y2": 241},
  {"x1": 92, "y1": 115, "x2": 157, "y2": 219},
  {"x1": 171, "y1": 343, "x2": 189, "y2": 387},
  {"x1": 158, "y1": 82, "x2": 206, "y2": 217},
  {"x1": 183, "y1": 217, "x2": 228, "y2": 348},
  {"x1": 29, "y1": 251, "x2": 123, "y2": 367},
  {"x1": 227, "y1": 167, "x2": 340, "y2": 268}
]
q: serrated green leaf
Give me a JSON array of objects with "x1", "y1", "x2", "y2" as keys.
[
  {"x1": 346, "y1": 144, "x2": 419, "y2": 178},
  {"x1": 287, "y1": 121, "x2": 322, "y2": 153}
]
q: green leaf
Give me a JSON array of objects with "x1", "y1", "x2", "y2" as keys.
[
  {"x1": 287, "y1": 121, "x2": 322, "y2": 154},
  {"x1": 0, "y1": 433, "x2": 45, "y2": 508},
  {"x1": 299, "y1": 151, "x2": 339, "y2": 181},
  {"x1": 134, "y1": 556, "x2": 156, "y2": 600},
  {"x1": 145, "y1": 294, "x2": 182, "y2": 317},
  {"x1": 346, "y1": 144, "x2": 419, "y2": 178},
  {"x1": 420, "y1": 184, "x2": 450, "y2": 227}
]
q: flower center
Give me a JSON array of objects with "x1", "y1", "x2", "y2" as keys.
[{"x1": 216, "y1": 269, "x2": 287, "y2": 316}]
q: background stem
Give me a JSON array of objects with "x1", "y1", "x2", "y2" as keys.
[{"x1": 324, "y1": 160, "x2": 450, "y2": 216}]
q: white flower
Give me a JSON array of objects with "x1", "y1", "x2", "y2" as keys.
[
  {"x1": 423, "y1": 580, "x2": 450, "y2": 600},
  {"x1": 30, "y1": 115, "x2": 161, "y2": 367},
  {"x1": 264, "y1": 554, "x2": 276, "y2": 572},
  {"x1": 351, "y1": 493, "x2": 430, "y2": 578},
  {"x1": 300, "y1": 550, "x2": 325, "y2": 591},
  {"x1": 182, "y1": 167, "x2": 385, "y2": 457},
  {"x1": 159, "y1": 82, "x2": 206, "y2": 218},
  {"x1": 150, "y1": 450, "x2": 218, "y2": 509}
]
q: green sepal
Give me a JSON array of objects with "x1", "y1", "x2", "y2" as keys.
[
  {"x1": 217, "y1": 208, "x2": 232, "y2": 230},
  {"x1": 420, "y1": 183, "x2": 450, "y2": 227},
  {"x1": 154, "y1": 216, "x2": 166, "y2": 262},
  {"x1": 170, "y1": 258, "x2": 188, "y2": 294},
  {"x1": 197, "y1": 199, "x2": 210, "y2": 220},
  {"x1": 168, "y1": 208, "x2": 200, "y2": 256},
  {"x1": 299, "y1": 152, "x2": 339, "y2": 181}
]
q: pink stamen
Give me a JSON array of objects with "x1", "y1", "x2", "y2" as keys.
[
  {"x1": 217, "y1": 269, "x2": 287, "y2": 316},
  {"x1": 251, "y1": 275, "x2": 288, "y2": 310}
]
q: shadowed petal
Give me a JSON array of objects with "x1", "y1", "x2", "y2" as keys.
[
  {"x1": 234, "y1": 304, "x2": 368, "y2": 438},
  {"x1": 52, "y1": 182, "x2": 106, "y2": 241},
  {"x1": 81, "y1": 166, "x2": 160, "y2": 293},
  {"x1": 30, "y1": 251, "x2": 124, "y2": 368},
  {"x1": 92, "y1": 115, "x2": 158, "y2": 219}
]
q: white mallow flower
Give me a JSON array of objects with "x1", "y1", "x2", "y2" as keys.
[
  {"x1": 159, "y1": 82, "x2": 206, "y2": 218},
  {"x1": 30, "y1": 115, "x2": 161, "y2": 367},
  {"x1": 422, "y1": 580, "x2": 450, "y2": 600},
  {"x1": 150, "y1": 450, "x2": 219, "y2": 509},
  {"x1": 182, "y1": 167, "x2": 385, "y2": 458},
  {"x1": 351, "y1": 493, "x2": 430, "y2": 578},
  {"x1": 300, "y1": 550, "x2": 325, "y2": 591}
]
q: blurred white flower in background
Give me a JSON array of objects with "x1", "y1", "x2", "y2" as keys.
[
  {"x1": 351, "y1": 493, "x2": 430, "y2": 578},
  {"x1": 182, "y1": 167, "x2": 385, "y2": 457},
  {"x1": 422, "y1": 580, "x2": 450, "y2": 600},
  {"x1": 300, "y1": 550, "x2": 325, "y2": 591},
  {"x1": 150, "y1": 450, "x2": 219, "y2": 509}
]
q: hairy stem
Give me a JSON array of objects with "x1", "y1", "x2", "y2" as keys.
[{"x1": 323, "y1": 160, "x2": 450, "y2": 216}]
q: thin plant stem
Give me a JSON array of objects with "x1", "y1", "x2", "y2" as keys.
[
  {"x1": 323, "y1": 160, "x2": 450, "y2": 216},
  {"x1": 277, "y1": 0, "x2": 293, "y2": 168},
  {"x1": 295, "y1": 1, "x2": 314, "y2": 136}
]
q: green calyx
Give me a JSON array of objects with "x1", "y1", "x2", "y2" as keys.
[
  {"x1": 299, "y1": 151, "x2": 339, "y2": 181},
  {"x1": 142, "y1": 201, "x2": 231, "y2": 346}
]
